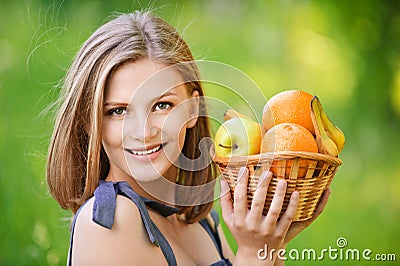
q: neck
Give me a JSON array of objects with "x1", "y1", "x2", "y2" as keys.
[
  {"x1": 105, "y1": 164, "x2": 177, "y2": 207},
  {"x1": 137, "y1": 178, "x2": 177, "y2": 206}
]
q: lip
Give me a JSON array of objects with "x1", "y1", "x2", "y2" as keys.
[{"x1": 124, "y1": 143, "x2": 165, "y2": 162}]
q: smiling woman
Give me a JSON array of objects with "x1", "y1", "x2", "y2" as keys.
[
  {"x1": 45, "y1": 10, "x2": 328, "y2": 266},
  {"x1": 46, "y1": 11, "x2": 230, "y2": 265},
  {"x1": 102, "y1": 59, "x2": 199, "y2": 186},
  {"x1": 46, "y1": 11, "x2": 216, "y2": 222}
]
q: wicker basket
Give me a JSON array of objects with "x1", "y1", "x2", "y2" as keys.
[{"x1": 211, "y1": 148, "x2": 342, "y2": 221}]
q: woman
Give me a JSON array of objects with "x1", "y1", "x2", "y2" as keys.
[{"x1": 47, "y1": 11, "x2": 330, "y2": 265}]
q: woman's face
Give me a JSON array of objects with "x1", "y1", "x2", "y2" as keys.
[{"x1": 102, "y1": 59, "x2": 198, "y2": 183}]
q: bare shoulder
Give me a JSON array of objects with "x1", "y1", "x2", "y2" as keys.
[{"x1": 72, "y1": 195, "x2": 165, "y2": 265}]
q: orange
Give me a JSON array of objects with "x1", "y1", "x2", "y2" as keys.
[
  {"x1": 262, "y1": 90, "x2": 315, "y2": 134},
  {"x1": 261, "y1": 123, "x2": 318, "y2": 177}
]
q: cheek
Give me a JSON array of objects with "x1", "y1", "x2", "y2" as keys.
[
  {"x1": 161, "y1": 112, "x2": 190, "y2": 148},
  {"x1": 102, "y1": 120, "x2": 123, "y2": 150},
  {"x1": 159, "y1": 121, "x2": 186, "y2": 146}
]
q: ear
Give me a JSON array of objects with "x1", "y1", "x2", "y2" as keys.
[{"x1": 187, "y1": 90, "x2": 199, "y2": 129}]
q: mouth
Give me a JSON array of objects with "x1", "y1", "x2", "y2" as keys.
[{"x1": 124, "y1": 144, "x2": 163, "y2": 156}]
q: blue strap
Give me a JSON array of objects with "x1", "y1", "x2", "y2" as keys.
[
  {"x1": 92, "y1": 181, "x2": 158, "y2": 245},
  {"x1": 69, "y1": 181, "x2": 232, "y2": 266},
  {"x1": 210, "y1": 258, "x2": 233, "y2": 266},
  {"x1": 210, "y1": 210, "x2": 224, "y2": 257},
  {"x1": 92, "y1": 181, "x2": 177, "y2": 266},
  {"x1": 208, "y1": 210, "x2": 232, "y2": 265},
  {"x1": 149, "y1": 219, "x2": 178, "y2": 266},
  {"x1": 92, "y1": 182, "x2": 116, "y2": 229},
  {"x1": 199, "y1": 209, "x2": 224, "y2": 258},
  {"x1": 199, "y1": 209, "x2": 232, "y2": 266}
]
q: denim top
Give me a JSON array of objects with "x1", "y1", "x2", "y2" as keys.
[{"x1": 67, "y1": 181, "x2": 232, "y2": 266}]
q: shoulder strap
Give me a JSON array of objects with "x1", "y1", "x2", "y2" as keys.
[
  {"x1": 68, "y1": 181, "x2": 177, "y2": 266},
  {"x1": 204, "y1": 210, "x2": 233, "y2": 266},
  {"x1": 92, "y1": 181, "x2": 159, "y2": 245},
  {"x1": 199, "y1": 209, "x2": 224, "y2": 259},
  {"x1": 115, "y1": 182, "x2": 177, "y2": 266}
]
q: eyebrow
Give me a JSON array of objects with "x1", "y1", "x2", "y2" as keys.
[
  {"x1": 103, "y1": 102, "x2": 129, "y2": 107},
  {"x1": 103, "y1": 89, "x2": 181, "y2": 107},
  {"x1": 151, "y1": 91, "x2": 179, "y2": 102}
]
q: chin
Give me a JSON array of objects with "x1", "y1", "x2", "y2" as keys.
[
  {"x1": 126, "y1": 164, "x2": 162, "y2": 182},
  {"x1": 126, "y1": 160, "x2": 171, "y2": 182}
]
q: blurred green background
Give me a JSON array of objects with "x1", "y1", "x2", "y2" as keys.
[{"x1": 1, "y1": 0, "x2": 400, "y2": 265}]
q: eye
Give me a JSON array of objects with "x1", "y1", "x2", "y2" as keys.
[
  {"x1": 108, "y1": 107, "x2": 127, "y2": 117},
  {"x1": 154, "y1": 102, "x2": 172, "y2": 111}
]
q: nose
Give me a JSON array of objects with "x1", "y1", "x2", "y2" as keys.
[{"x1": 123, "y1": 112, "x2": 158, "y2": 143}]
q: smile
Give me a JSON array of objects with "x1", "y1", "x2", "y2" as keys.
[{"x1": 125, "y1": 144, "x2": 163, "y2": 156}]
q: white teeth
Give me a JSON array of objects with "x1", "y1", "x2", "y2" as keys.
[{"x1": 130, "y1": 145, "x2": 161, "y2": 156}]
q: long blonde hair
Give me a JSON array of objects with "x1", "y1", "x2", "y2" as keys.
[{"x1": 47, "y1": 11, "x2": 217, "y2": 223}]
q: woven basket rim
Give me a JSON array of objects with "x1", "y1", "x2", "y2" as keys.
[{"x1": 210, "y1": 146, "x2": 342, "y2": 166}]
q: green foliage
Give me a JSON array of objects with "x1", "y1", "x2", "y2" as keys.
[{"x1": 1, "y1": 0, "x2": 399, "y2": 265}]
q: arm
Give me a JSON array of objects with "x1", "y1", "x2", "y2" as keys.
[
  {"x1": 282, "y1": 188, "x2": 331, "y2": 246},
  {"x1": 220, "y1": 168, "x2": 332, "y2": 266},
  {"x1": 274, "y1": 188, "x2": 332, "y2": 266},
  {"x1": 71, "y1": 195, "x2": 166, "y2": 265}
]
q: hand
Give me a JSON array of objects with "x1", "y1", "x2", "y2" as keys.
[
  {"x1": 220, "y1": 167, "x2": 299, "y2": 265},
  {"x1": 281, "y1": 188, "x2": 331, "y2": 247}
]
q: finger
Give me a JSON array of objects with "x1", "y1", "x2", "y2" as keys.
[
  {"x1": 219, "y1": 178, "x2": 234, "y2": 226},
  {"x1": 263, "y1": 179, "x2": 287, "y2": 227},
  {"x1": 276, "y1": 191, "x2": 299, "y2": 235},
  {"x1": 249, "y1": 171, "x2": 272, "y2": 219},
  {"x1": 233, "y1": 167, "x2": 249, "y2": 221}
]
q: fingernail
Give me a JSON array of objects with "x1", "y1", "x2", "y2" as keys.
[
  {"x1": 292, "y1": 191, "x2": 299, "y2": 200},
  {"x1": 220, "y1": 178, "x2": 229, "y2": 192},
  {"x1": 256, "y1": 171, "x2": 268, "y2": 189},
  {"x1": 277, "y1": 179, "x2": 286, "y2": 189},
  {"x1": 220, "y1": 178, "x2": 227, "y2": 188},
  {"x1": 238, "y1": 167, "x2": 246, "y2": 177},
  {"x1": 236, "y1": 167, "x2": 246, "y2": 184}
]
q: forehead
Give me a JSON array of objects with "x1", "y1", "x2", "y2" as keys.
[{"x1": 105, "y1": 59, "x2": 188, "y2": 103}]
